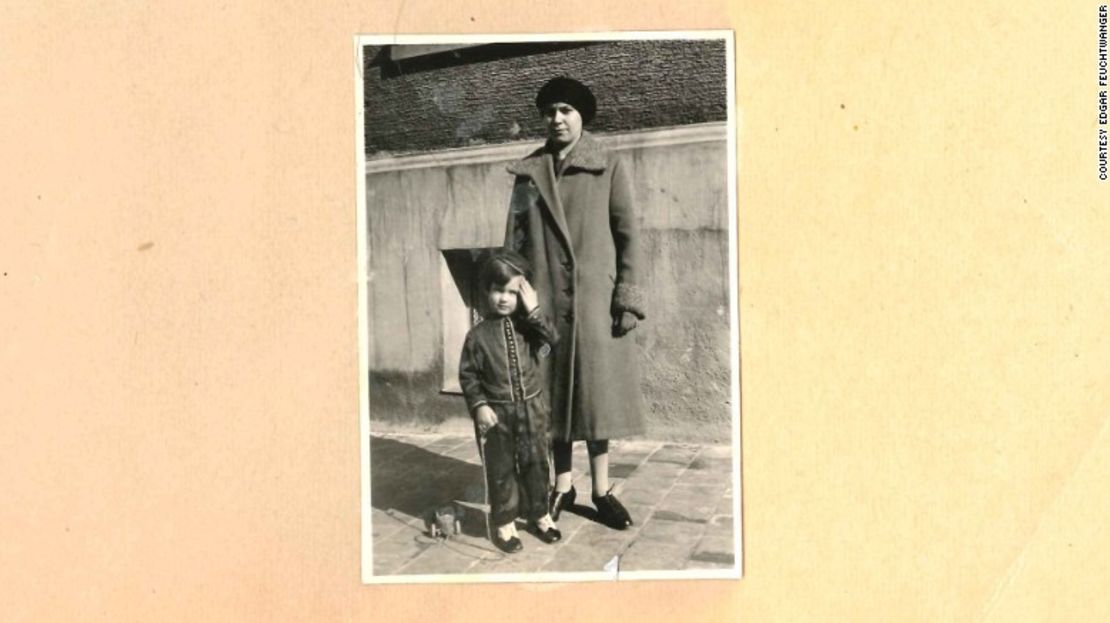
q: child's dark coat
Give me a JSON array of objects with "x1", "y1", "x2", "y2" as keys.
[{"x1": 459, "y1": 308, "x2": 559, "y2": 525}]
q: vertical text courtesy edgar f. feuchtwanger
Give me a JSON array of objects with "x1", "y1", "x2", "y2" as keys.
[{"x1": 1099, "y1": 5, "x2": 1108, "y2": 180}]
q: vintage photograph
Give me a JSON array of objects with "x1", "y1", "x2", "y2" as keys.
[{"x1": 357, "y1": 32, "x2": 740, "y2": 582}]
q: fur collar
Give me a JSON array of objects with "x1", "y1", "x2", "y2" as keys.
[{"x1": 507, "y1": 131, "x2": 608, "y2": 178}]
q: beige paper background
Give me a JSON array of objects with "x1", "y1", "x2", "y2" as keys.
[{"x1": 2, "y1": 1, "x2": 1108, "y2": 620}]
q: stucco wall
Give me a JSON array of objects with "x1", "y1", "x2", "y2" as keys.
[
  {"x1": 365, "y1": 126, "x2": 733, "y2": 443},
  {"x1": 363, "y1": 40, "x2": 728, "y2": 156}
]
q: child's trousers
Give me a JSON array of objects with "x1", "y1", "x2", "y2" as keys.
[{"x1": 478, "y1": 403, "x2": 550, "y2": 527}]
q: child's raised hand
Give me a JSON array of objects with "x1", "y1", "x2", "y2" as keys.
[
  {"x1": 474, "y1": 405, "x2": 498, "y2": 436},
  {"x1": 516, "y1": 277, "x2": 539, "y2": 313}
]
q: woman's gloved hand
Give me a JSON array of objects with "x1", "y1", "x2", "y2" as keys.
[{"x1": 612, "y1": 310, "x2": 638, "y2": 337}]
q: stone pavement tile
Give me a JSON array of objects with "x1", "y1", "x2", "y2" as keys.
[
  {"x1": 421, "y1": 435, "x2": 466, "y2": 448},
  {"x1": 369, "y1": 508, "x2": 395, "y2": 536},
  {"x1": 396, "y1": 434, "x2": 443, "y2": 449},
  {"x1": 484, "y1": 524, "x2": 566, "y2": 573},
  {"x1": 369, "y1": 475, "x2": 421, "y2": 502},
  {"x1": 610, "y1": 484, "x2": 664, "y2": 508},
  {"x1": 424, "y1": 436, "x2": 471, "y2": 454},
  {"x1": 674, "y1": 477, "x2": 731, "y2": 494},
  {"x1": 417, "y1": 472, "x2": 484, "y2": 504},
  {"x1": 396, "y1": 537, "x2": 483, "y2": 575},
  {"x1": 441, "y1": 440, "x2": 481, "y2": 463},
  {"x1": 572, "y1": 517, "x2": 645, "y2": 545},
  {"x1": 375, "y1": 486, "x2": 430, "y2": 510},
  {"x1": 715, "y1": 496, "x2": 737, "y2": 519},
  {"x1": 541, "y1": 541, "x2": 627, "y2": 573},
  {"x1": 368, "y1": 433, "x2": 734, "y2": 576},
  {"x1": 649, "y1": 510, "x2": 710, "y2": 526},
  {"x1": 375, "y1": 510, "x2": 426, "y2": 539},
  {"x1": 676, "y1": 460, "x2": 733, "y2": 486},
  {"x1": 552, "y1": 504, "x2": 592, "y2": 535},
  {"x1": 674, "y1": 472, "x2": 731, "y2": 490},
  {"x1": 680, "y1": 479, "x2": 728, "y2": 494},
  {"x1": 467, "y1": 542, "x2": 555, "y2": 575},
  {"x1": 611, "y1": 459, "x2": 656, "y2": 479},
  {"x1": 634, "y1": 450, "x2": 691, "y2": 470},
  {"x1": 704, "y1": 513, "x2": 735, "y2": 538},
  {"x1": 377, "y1": 487, "x2": 452, "y2": 518},
  {"x1": 610, "y1": 446, "x2": 658, "y2": 462},
  {"x1": 618, "y1": 468, "x2": 679, "y2": 490},
  {"x1": 695, "y1": 444, "x2": 735, "y2": 459},
  {"x1": 669, "y1": 482, "x2": 728, "y2": 500},
  {"x1": 370, "y1": 508, "x2": 420, "y2": 541},
  {"x1": 621, "y1": 504, "x2": 654, "y2": 529},
  {"x1": 559, "y1": 506, "x2": 636, "y2": 548},
  {"x1": 686, "y1": 453, "x2": 732, "y2": 470},
  {"x1": 610, "y1": 442, "x2": 660, "y2": 461},
  {"x1": 608, "y1": 460, "x2": 642, "y2": 479},
  {"x1": 611, "y1": 439, "x2": 663, "y2": 453},
  {"x1": 369, "y1": 436, "x2": 422, "y2": 459},
  {"x1": 615, "y1": 471, "x2": 665, "y2": 490},
  {"x1": 636, "y1": 516, "x2": 704, "y2": 547},
  {"x1": 670, "y1": 481, "x2": 732, "y2": 506},
  {"x1": 617, "y1": 538, "x2": 698, "y2": 571},
  {"x1": 369, "y1": 450, "x2": 422, "y2": 479},
  {"x1": 622, "y1": 462, "x2": 686, "y2": 488},
  {"x1": 372, "y1": 530, "x2": 434, "y2": 576},
  {"x1": 373, "y1": 432, "x2": 414, "y2": 444},
  {"x1": 564, "y1": 520, "x2": 636, "y2": 551},
  {"x1": 717, "y1": 493, "x2": 734, "y2": 512},
  {"x1": 646, "y1": 443, "x2": 702, "y2": 465},
  {"x1": 436, "y1": 532, "x2": 523, "y2": 573},
  {"x1": 654, "y1": 487, "x2": 721, "y2": 523},
  {"x1": 685, "y1": 535, "x2": 736, "y2": 570}
]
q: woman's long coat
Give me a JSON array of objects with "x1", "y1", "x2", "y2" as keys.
[{"x1": 504, "y1": 131, "x2": 647, "y2": 441}]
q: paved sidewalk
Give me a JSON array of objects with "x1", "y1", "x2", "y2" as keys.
[{"x1": 368, "y1": 432, "x2": 738, "y2": 577}]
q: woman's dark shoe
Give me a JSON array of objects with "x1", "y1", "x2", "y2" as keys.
[
  {"x1": 492, "y1": 532, "x2": 523, "y2": 554},
  {"x1": 532, "y1": 522, "x2": 562, "y2": 544},
  {"x1": 592, "y1": 489, "x2": 633, "y2": 530},
  {"x1": 549, "y1": 486, "x2": 577, "y2": 521}
]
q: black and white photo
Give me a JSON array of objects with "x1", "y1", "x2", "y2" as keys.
[{"x1": 357, "y1": 32, "x2": 741, "y2": 583}]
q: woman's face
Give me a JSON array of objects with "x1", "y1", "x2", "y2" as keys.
[{"x1": 542, "y1": 102, "x2": 583, "y2": 146}]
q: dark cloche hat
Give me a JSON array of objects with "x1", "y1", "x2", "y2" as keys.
[{"x1": 535, "y1": 77, "x2": 597, "y2": 124}]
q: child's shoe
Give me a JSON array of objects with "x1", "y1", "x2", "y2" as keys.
[
  {"x1": 492, "y1": 533, "x2": 523, "y2": 553},
  {"x1": 532, "y1": 514, "x2": 562, "y2": 544},
  {"x1": 492, "y1": 522, "x2": 523, "y2": 554}
]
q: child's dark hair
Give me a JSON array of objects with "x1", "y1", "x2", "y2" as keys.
[{"x1": 480, "y1": 249, "x2": 531, "y2": 291}]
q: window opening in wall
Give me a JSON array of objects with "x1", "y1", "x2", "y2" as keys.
[{"x1": 439, "y1": 247, "x2": 498, "y2": 394}]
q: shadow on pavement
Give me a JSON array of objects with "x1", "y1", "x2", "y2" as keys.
[{"x1": 370, "y1": 436, "x2": 489, "y2": 537}]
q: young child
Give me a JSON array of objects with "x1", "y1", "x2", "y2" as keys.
[{"x1": 458, "y1": 250, "x2": 561, "y2": 553}]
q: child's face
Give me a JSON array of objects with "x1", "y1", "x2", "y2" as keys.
[{"x1": 487, "y1": 276, "x2": 522, "y2": 317}]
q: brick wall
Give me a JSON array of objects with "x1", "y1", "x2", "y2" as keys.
[{"x1": 363, "y1": 39, "x2": 728, "y2": 156}]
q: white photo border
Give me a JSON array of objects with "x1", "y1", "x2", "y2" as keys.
[{"x1": 356, "y1": 30, "x2": 741, "y2": 584}]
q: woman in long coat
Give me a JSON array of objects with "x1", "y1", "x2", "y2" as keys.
[{"x1": 504, "y1": 77, "x2": 646, "y2": 530}]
